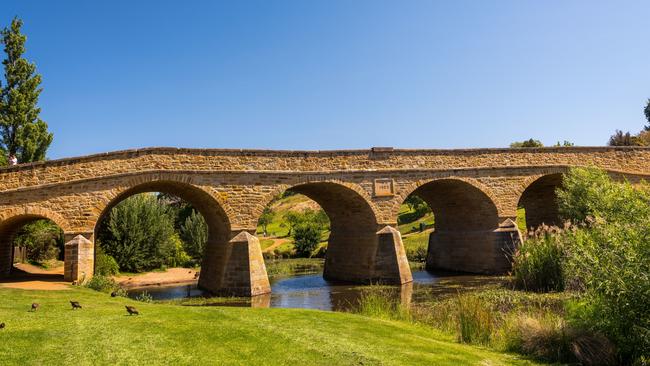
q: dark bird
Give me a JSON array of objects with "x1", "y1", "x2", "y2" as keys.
[
  {"x1": 31, "y1": 303, "x2": 39, "y2": 312},
  {"x1": 125, "y1": 305, "x2": 139, "y2": 315},
  {"x1": 70, "y1": 301, "x2": 82, "y2": 310},
  {"x1": 110, "y1": 291, "x2": 117, "y2": 297},
  {"x1": 0, "y1": 322, "x2": 5, "y2": 329}
]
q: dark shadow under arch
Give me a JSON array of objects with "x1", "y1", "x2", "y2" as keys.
[
  {"x1": 0, "y1": 214, "x2": 65, "y2": 279},
  {"x1": 273, "y1": 182, "x2": 382, "y2": 283},
  {"x1": 518, "y1": 174, "x2": 564, "y2": 231},
  {"x1": 407, "y1": 179, "x2": 511, "y2": 273}
]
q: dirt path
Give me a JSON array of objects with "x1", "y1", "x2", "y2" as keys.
[
  {"x1": 0, "y1": 263, "x2": 70, "y2": 290},
  {"x1": 262, "y1": 238, "x2": 290, "y2": 253},
  {"x1": 113, "y1": 267, "x2": 199, "y2": 288}
]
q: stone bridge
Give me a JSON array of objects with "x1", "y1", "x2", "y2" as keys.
[{"x1": 1, "y1": 147, "x2": 648, "y2": 296}]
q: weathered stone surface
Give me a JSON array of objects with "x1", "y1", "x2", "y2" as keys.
[
  {"x1": 64, "y1": 235, "x2": 94, "y2": 282},
  {"x1": 213, "y1": 231, "x2": 271, "y2": 297},
  {"x1": 374, "y1": 226, "x2": 412, "y2": 284},
  {"x1": 0, "y1": 146, "x2": 647, "y2": 294}
]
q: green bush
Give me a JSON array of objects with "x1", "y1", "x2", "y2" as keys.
[
  {"x1": 85, "y1": 275, "x2": 119, "y2": 293},
  {"x1": 512, "y1": 225, "x2": 566, "y2": 292},
  {"x1": 406, "y1": 245, "x2": 427, "y2": 262},
  {"x1": 292, "y1": 222, "x2": 321, "y2": 257},
  {"x1": 97, "y1": 194, "x2": 176, "y2": 272},
  {"x1": 13, "y1": 219, "x2": 63, "y2": 263},
  {"x1": 180, "y1": 209, "x2": 207, "y2": 262},
  {"x1": 94, "y1": 243, "x2": 119, "y2": 276},
  {"x1": 557, "y1": 167, "x2": 650, "y2": 363},
  {"x1": 166, "y1": 233, "x2": 192, "y2": 267}
]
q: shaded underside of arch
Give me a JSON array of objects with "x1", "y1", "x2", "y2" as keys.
[
  {"x1": 409, "y1": 179, "x2": 516, "y2": 274},
  {"x1": 0, "y1": 214, "x2": 62, "y2": 277},
  {"x1": 518, "y1": 174, "x2": 564, "y2": 230},
  {"x1": 288, "y1": 182, "x2": 383, "y2": 282},
  {"x1": 94, "y1": 180, "x2": 233, "y2": 291}
]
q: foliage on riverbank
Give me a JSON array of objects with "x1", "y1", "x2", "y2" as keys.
[{"x1": 510, "y1": 167, "x2": 650, "y2": 364}]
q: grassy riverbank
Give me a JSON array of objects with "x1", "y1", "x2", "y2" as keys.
[{"x1": 0, "y1": 287, "x2": 543, "y2": 365}]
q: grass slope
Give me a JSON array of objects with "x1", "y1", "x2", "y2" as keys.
[{"x1": 0, "y1": 287, "x2": 542, "y2": 365}]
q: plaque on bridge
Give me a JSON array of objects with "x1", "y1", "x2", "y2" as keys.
[{"x1": 373, "y1": 178, "x2": 395, "y2": 197}]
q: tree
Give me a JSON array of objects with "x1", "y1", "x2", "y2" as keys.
[
  {"x1": 312, "y1": 209, "x2": 330, "y2": 231},
  {"x1": 180, "y1": 209, "x2": 207, "y2": 261},
  {"x1": 13, "y1": 219, "x2": 63, "y2": 263},
  {"x1": 404, "y1": 194, "x2": 425, "y2": 212},
  {"x1": 284, "y1": 211, "x2": 302, "y2": 236},
  {"x1": 98, "y1": 194, "x2": 176, "y2": 272},
  {"x1": 644, "y1": 99, "x2": 650, "y2": 131},
  {"x1": 292, "y1": 222, "x2": 321, "y2": 257},
  {"x1": 510, "y1": 139, "x2": 544, "y2": 148},
  {"x1": 608, "y1": 130, "x2": 638, "y2": 146},
  {"x1": 0, "y1": 18, "x2": 52, "y2": 164},
  {"x1": 553, "y1": 140, "x2": 574, "y2": 147},
  {"x1": 258, "y1": 207, "x2": 274, "y2": 236}
]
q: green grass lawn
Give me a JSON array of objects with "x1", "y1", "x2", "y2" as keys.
[
  {"x1": 402, "y1": 229, "x2": 431, "y2": 251},
  {"x1": 0, "y1": 287, "x2": 544, "y2": 365}
]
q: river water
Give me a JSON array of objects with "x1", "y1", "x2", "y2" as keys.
[{"x1": 126, "y1": 269, "x2": 506, "y2": 311}]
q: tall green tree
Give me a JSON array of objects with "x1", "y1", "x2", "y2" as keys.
[
  {"x1": 180, "y1": 209, "x2": 208, "y2": 261},
  {"x1": 97, "y1": 194, "x2": 176, "y2": 272},
  {"x1": 0, "y1": 17, "x2": 52, "y2": 164}
]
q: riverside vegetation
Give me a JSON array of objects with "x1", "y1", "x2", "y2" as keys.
[{"x1": 353, "y1": 167, "x2": 649, "y2": 366}]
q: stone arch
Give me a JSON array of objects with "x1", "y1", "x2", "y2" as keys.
[
  {"x1": 397, "y1": 178, "x2": 515, "y2": 274},
  {"x1": 91, "y1": 175, "x2": 233, "y2": 291},
  {"x1": 90, "y1": 173, "x2": 235, "y2": 227},
  {"x1": 253, "y1": 180, "x2": 383, "y2": 283},
  {"x1": 401, "y1": 178, "x2": 500, "y2": 231},
  {"x1": 517, "y1": 172, "x2": 566, "y2": 230},
  {"x1": 393, "y1": 176, "x2": 502, "y2": 221},
  {"x1": 0, "y1": 206, "x2": 72, "y2": 277},
  {"x1": 252, "y1": 178, "x2": 381, "y2": 226}
]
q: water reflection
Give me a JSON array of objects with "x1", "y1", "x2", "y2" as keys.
[{"x1": 126, "y1": 270, "x2": 506, "y2": 311}]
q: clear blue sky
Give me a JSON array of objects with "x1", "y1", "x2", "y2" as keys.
[{"x1": 2, "y1": 1, "x2": 649, "y2": 159}]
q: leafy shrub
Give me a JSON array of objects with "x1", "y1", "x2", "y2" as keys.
[
  {"x1": 180, "y1": 209, "x2": 207, "y2": 261},
  {"x1": 292, "y1": 222, "x2": 321, "y2": 257},
  {"x1": 166, "y1": 233, "x2": 192, "y2": 267},
  {"x1": 94, "y1": 244, "x2": 120, "y2": 276},
  {"x1": 97, "y1": 194, "x2": 176, "y2": 272},
  {"x1": 512, "y1": 225, "x2": 566, "y2": 292},
  {"x1": 406, "y1": 245, "x2": 427, "y2": 262},
  {"x1": 557, "y1": 166, "x2": 650, "y2": 224},
  {"x1": 13, "y1": 219, "x2": 63, "y2": 263},
  {"x1": 311, "y1": 244, "x2": 327, "y2": 258},
  {"x1": 85, "y1": 275, "x2": 119, "y2": 293},
  {"x1": 557, "y1": 167, "x2": 650, "y2": 363}
]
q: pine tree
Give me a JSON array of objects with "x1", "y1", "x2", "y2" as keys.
[{"x1": 0, "y1": 17, "x2": 52, "y2": 164}]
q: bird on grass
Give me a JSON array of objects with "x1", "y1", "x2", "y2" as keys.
[
  {"x1": 110, "y1": 291, "x2": 117, "y2": 297},
  {"x1": 125, "y1": 305, "x2": 139, "y2": 315},
  {"x1": 31, "y1": 303, "x2": 39, "y2": 312},
  {"x1": 0, "y1": 322, "x2": 5, "y2": 329},
  {"x1": 70, "y1": 301, "x2": 82, "y2": 310}
]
